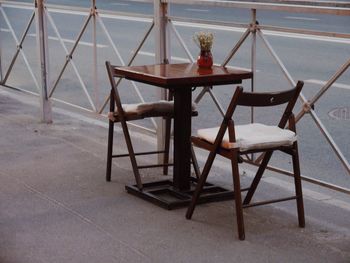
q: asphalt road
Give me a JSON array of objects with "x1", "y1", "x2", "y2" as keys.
[{"x1": 1, "y1": 0, "x2": 349, "y2": 188}]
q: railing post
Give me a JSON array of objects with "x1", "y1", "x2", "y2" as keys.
[
  {"x1": 35, "y1": 0, "x2": 52, "y2": 123},
  {"x1": 0, "y1": 1, "x2": 3, "y2": 82},
  {"x1": 250, "y1": 9, "x2": 257, "y2": 160},
  {"x1": 91, "y1": 0, "x2": 99, "y2": 111},
  {"x1": 154, "y1": 0, "x2": 170, "y2": 163},
  {"x1": 250, "y1": 9, "x2": 257, "y2": 122}
]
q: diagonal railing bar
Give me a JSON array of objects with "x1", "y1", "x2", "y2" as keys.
[
  {"x1": 207, "y1": 88, "x2": 226, "y2": 116},
  {"x1": 168, "y1": 19, "x2": 251, "y2": 116},
  {"x1": 96, "y1": 13, "x2": 157, "y2": 129},
  {"x1": 126, "y1": 22, "x2": 155, "y2": 67},
  {"x1": 96, "y1": 13, "x2": 125, "y2": 68},
  {"x1": 244, "y1": 158, "x2": 350, "y2": 195},
  {"x1": 257, "y1": 28, "x2": 349, "y2": 175},
  {"x1": 99, "y1": 77, "x2": 123, "y2": 114},
  {"x1": 0, "y1": 8, "x2": 39, "y2": 90},
  {"x1": 309, "y1": 59, "x2": 349, "y2": 113},
  {"x1": 167, "y1": 19, "x2": 235, "y2": 116},
  {"x1": 168, "y1": 19, "x2": 194, "y2": 62},
  {"x1": 168, "y1": 19, "x2": 250, "y2": 116},
  {"x1": 257, "y1": 28, "x2": 313, "y2": 108},
  {"x1": 98, "y1": 21, "x2": 155, "y2": 114},
  {"x1": 296, "y1": 58, "x2": 350, "y2": 122},
  {"x1": 222, "y1": 27, "x2": 251, "y2": 67},
  {"x1": 257, "y1": 29, "x2": 295, "y2": 88},
  {"x1": 314, "y1": 109, "x2": 350, "y2": 172},
  {"x1": 48, "y1": 10, "x2": 96, "y2": 112},
  {"x1": 2, "y1": 9, "x2": 35, "y2": 85},
  {"x1": 194, "y1": 85, "x2": 209, "y2": 104},
  {"x1": 168, "y1": 19, "x2": 227, "y2": 115},
  {"x1": 193, "y1": 83, "x2": 226, "y2": 116},
  {"x1": 256, "y1": 27, "x2": 313, "y2": 107},
  {"x1": 309, "y1": 107, "x2": 350, "y2": 173}
]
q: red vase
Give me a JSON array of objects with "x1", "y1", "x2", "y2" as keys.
[{"x1": 197, "y1": 50, "x2": 213, "y2": 68}]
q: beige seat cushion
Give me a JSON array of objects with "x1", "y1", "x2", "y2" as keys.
[
  {"x1": 137, "y1": 100, "x2": 174, "y2": 114},
  {"x1": 119, "y1": 100, "x2": 197, "y2": 114},
  {"x1": 108, "y1": 101, "x2": 197, "y2": 121},
  {"x1": 197, "y1": 123, "x2": 297, "y2": 152}
]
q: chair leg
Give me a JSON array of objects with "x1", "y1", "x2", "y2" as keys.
[
  {"x1": 120, "y1": 121, "x2": 143, "y2": 190},
  {"x1": 190, "y1": 144, "x2": 201, "y2": 179},
  {"x1": 163, "y1": 118, "x2": 171, "y2": 175},
  {"x1": 186, "y1": 151, "x2": 217, "y2": 219},
  {"x1": 106, "y1": 120, "x2": 114, "y2": 182},
  {"x1": 243, "y1": 151, "x2": 273, "y2": 205},
  {"x1": 231, "y1": 151, "x2": 245, "y2": 240},
  {"x1": 292, "y1": 144, "x2": 305, "y2": 228}
]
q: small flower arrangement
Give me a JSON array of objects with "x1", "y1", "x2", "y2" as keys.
[{"x1": 193, "y1": 31, "x2": 214, "y2": 51}]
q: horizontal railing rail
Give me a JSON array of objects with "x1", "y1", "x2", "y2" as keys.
[{"x1": 165, "y1": 0, "x2": 350, "y2": 15}]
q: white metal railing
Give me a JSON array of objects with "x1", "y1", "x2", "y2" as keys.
[
  {"x1": 165, "y1": 1, "x2": 350, "y2": 184},
  {"x1": 0, "y1": 0, "x2": 349, "y2": 194}
]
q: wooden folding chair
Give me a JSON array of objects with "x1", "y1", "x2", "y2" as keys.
[
  {"x1": 105, "y1": 61, "x2": 199, "y2": 190},
  {"x1": 186, "y1": 81, "x2": 305, "y2": 240}
]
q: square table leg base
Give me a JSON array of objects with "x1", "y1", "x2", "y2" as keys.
[{"x1": 125, "y1": 177, "x2": 237, "y2": 210}]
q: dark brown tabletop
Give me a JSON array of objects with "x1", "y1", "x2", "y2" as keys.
[
  {"x1": 113, "y1": 63, "x2": 253, "y2": 88},
  {"x1": 116, "y1": 63, "x2": 252, "y2": 209}
]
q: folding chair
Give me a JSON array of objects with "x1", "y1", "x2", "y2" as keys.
[
  {"x1": 105, "y1": 61, "x2": 199, "y2": 190},
  {"x1": 186, "y1": 81, "x2": 305, "y2": 240}
]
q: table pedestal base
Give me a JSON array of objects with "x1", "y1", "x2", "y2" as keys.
[{"x1": 125, "y1": 177, "x2": 239, "y2": 210}]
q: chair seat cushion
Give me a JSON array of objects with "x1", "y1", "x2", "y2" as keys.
[
  {"x1": 108, "y1": 101, "x2": 197, "y2": 121},
  {"x1": 197, "y1": 123, "x2": 297, "y2": 152},
  {"x1": 122, "y1": 100, "x2": 173, "y2": 114}
]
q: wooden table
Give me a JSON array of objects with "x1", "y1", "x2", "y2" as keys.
[{"x1": 113, "y1": 63, "x2": 253, "y2": 209}]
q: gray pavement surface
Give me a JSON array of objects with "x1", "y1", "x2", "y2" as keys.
[{"x1": 1, "y1": 88, "x2": 350, "y2": 263}]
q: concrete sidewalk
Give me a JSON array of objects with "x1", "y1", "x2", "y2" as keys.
[{"x1": 0, "y1": 88, "x2": 349, "y2": 263}]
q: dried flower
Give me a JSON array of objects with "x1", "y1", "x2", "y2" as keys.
[{"x1": 193, "y1": 31, "x2": 214, "y2": 51}]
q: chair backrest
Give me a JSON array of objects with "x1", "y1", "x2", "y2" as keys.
[
  {"x1": 237, "y1": 81, "x2": 303, "y2": 107},
  {"x1": 214, "y1": 81, "x2": 303, "y2": 148},
  {"x1": 106, "y1": 61, "x2": 174, "y2": 116},
  {"x1": 236, "y1": 81, "x2": 304, "y2": 128},
  {"x1": 106, "y1": 61, "x2": 128, "y2": 119}
]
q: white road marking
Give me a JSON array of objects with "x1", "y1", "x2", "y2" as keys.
[
  {"x1": 27, "y1": 33, "x2": 108, "y2": 48},
  {"x1": 285, "y1": 16, "x2": 320, "y2": 21},
  {"x1": 185, "y1": 8, "x2": 210, "y2": 13},
  {"x1": 2, "y1": 3, "x2": 33, "y2": 10},
  {"x1": 138, "y1": 51, "x2": 259, "y2": 71},
  {"x1": 305, "y1": 79, "x2": 350, "y2": 90},
  {"x1": 226, "y1": 65, "x2": 260, "y2": 72},
  {"x1": 110, "y1": 3, "x2": 130, "y2": 6},
  {"x1": 1, "y1": 29, "x2": 108, "y2": 48},
  {"x1": 174, "y1": 21, "x2": 350, "y2": 45},
  {"x1": 46, "y1": 36, "x2": 108, "y2": 48},
  {"x1": 46, "y1": 8, "x2": 152, "y2": 23},
  {"x1": 138, "y1": 51, "x2": 190, "y2": 62}
]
